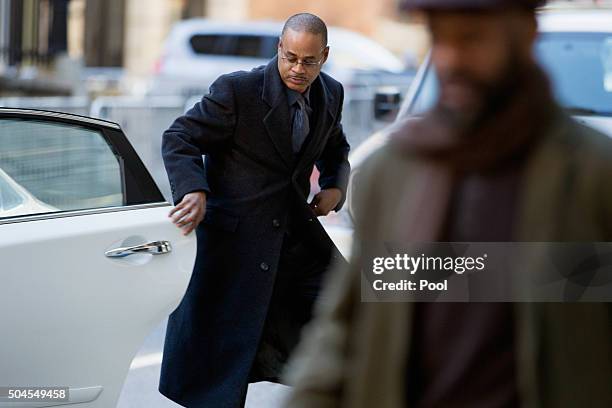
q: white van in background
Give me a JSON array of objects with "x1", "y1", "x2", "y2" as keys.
[{"x1": 149, "y1": 19, "x2": 415, "y2": 99}]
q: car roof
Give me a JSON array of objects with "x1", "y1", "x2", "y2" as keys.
[
  {"x1": 170, "y1": 19, "x2": 283, "y2": 37},
  {"x1": 0, "y1": 108, "x2": 121, "y2": 130},
  {"x1": 166, "y1": 19, "x2": 400, "y2": 43},
  {"x1": 538, "y1": 8, "x2": 612, "y2": 33}
]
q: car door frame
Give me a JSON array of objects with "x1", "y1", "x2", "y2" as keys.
[{"x1": 0, "y1": 107, "x2": 167, "y2": 225}]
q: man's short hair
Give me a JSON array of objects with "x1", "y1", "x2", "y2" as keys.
[{"x1": 282, "y1": 13, "x2": 328, "y2": 47}]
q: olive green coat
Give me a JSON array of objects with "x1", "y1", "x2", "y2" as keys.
[{"x1": 283, "y1": 114, "x2": 612, "y2": 408}]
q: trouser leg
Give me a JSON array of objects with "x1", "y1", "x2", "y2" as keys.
[
  {"x1": 236, "y1": 382, "x2": 248, "y2": 408},
  {"x1": 273, "y1": 231, "x2": 328, "y2": 355},
  {"x1": 250, "y1": 230, "x2": 329, "y2": 382}
]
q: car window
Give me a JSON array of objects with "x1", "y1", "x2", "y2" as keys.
[
  {"x1": 409, "y1": 32, "x2": 612, "y2": 116},
  {"x1": 0, "y1": 118, "x2": 123, "y2": 219},
  {"x1": 537, "y1": 33, "x2": 612, "y2": 115},
  {"x1": 190, "y1": 34, "x2": 277, "y2": 58},
  {"x1": 189, "y1": 34, "x2": 228, "y2": 55}
]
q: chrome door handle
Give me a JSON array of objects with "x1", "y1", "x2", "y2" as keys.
[{"x1": 105, "y1": 240, "x2": 172, "y2": 258}]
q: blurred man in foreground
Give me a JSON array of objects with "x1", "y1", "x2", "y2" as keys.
[{"x1": 283, "y1": 1, "x2": 612, "y2": 407}]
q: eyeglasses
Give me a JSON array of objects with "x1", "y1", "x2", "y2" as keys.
[{"x1": 279, "y1": 46, "x2": 326, "y2": 69}]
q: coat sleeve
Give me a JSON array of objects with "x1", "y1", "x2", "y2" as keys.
[
  {"x1": 162, "y1": 74, "x2": 236, "y2": 205},
  {"x1": 316, "y1": 84, "x2": 351, "y2": 211}
]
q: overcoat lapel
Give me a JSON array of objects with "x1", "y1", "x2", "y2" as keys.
[{"x1": 262, "y1": 56, "x2": 295, "y2": 169}]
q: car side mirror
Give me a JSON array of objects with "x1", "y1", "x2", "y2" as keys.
[{"x1": 373, "y1": 86, "x2": 401, "y2": 122}]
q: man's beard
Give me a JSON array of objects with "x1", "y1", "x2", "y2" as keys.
[{"x1": 434, "y1": 57, "x2": 524, "y2": 134}]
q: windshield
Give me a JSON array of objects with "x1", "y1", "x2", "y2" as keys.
[{"x1": 409, "y1": 32, "x2": 612, "y2": 116}]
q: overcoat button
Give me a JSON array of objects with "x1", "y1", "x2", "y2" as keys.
[
  {"x1": 260, "y1": 262, "x2": 270, "y2": 271},
  {"x1": 272, "y1": 219, "x2": 281, "y2": 228}
]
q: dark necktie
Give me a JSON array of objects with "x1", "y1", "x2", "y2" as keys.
[{"x1": 292, "y1": 94, "x2": 310, "y2": 153}]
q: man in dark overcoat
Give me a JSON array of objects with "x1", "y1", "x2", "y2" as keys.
[{"x1": 158, "y1": 13, "x2": 350, "y2": 408}]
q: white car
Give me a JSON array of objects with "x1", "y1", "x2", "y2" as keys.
[
  {"x1": 0, "y1": 109, "x2": 196, "y2": 407},
  {"x1": 149, "y1": 19, "x2": 414, "y2": 98},
  {"x1": 323, "y1": 7, "x2": 612, "y2": 258}
]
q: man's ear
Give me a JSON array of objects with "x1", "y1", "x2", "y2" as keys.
[
  {"x1": 277, "y1": 37, "x2": 283, "y2": 53},
  {"x1": 321, "y1": 46, "x2": 330, "y2": 65}
]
